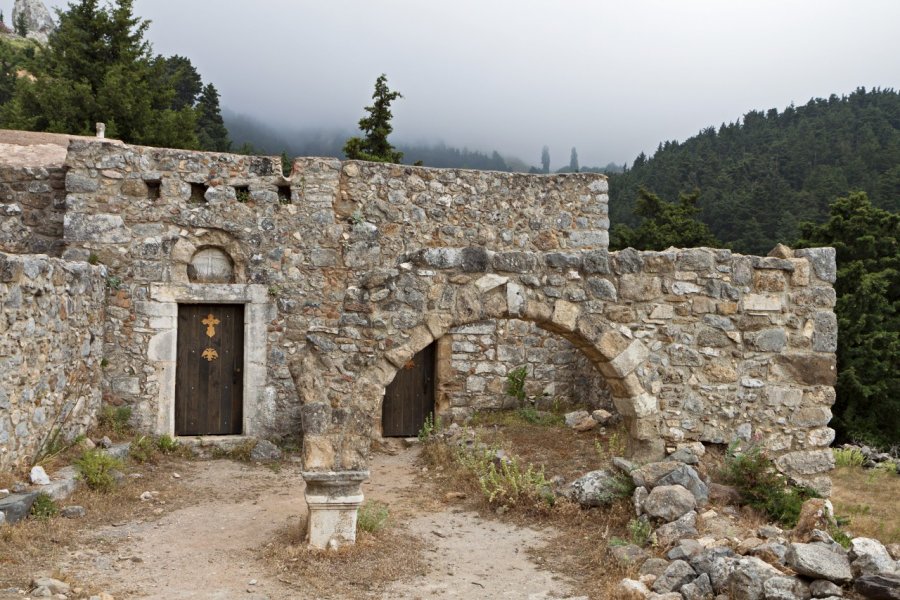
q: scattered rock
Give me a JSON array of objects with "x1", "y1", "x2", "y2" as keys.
[
  {"x1": 30, "y1": 577, "x2": 69, "y2": 595},
  {"x1": 250, "y1": 439, "x2": 282, "y2": 461},
  {"x1": 850, "y1": 537, "x2": 898, "y2": 577},
  {"x1": 644, "y1": 485, "x2": 697, "y2": 522},
  {"x1": 30, "y1": 465, "x2": 50, "y2": 485},
  {"x1": 0, "y1": 489, "x2": 8, "y2": 499},
  {"x1": 708, "y1": 482, "x2": 742, "y2": 505},
  {"x1": 786, "y1": 543, "x2": 853, "y2": 584},
  {"x1": 652, "y1": 559, "x2": 697, "y2": 594},
  {"x1": 680, "y1": 573, "x2": 713, "y2": 600},
  {"x1": 809, "y1": 579, "x2": 843, "y2": 598},
  {"x1": 854, "y1": 573, "x2": 900, "y2": 599},
  {"x1": 445, "y1": 491, "x2": 466, "y2": 501},
  {"x1": 655, "y1": 511, "x2": 699, "y2": 547},
  {"x1": 641, "y1": 558, "x2": 671, "y2": 577},
  {"x1": 99, "y1": 436, "x2": 113, "y2": 448},
  {"x1": 0, "y1": 491, "x2": 39, "y2": 524},
  {"x1": 727, "y1": 556, "x2": 785, "y2": 600},
  {"x1": 611, "y1": 543, "x2": 649, "y2": 567},
  {"x1": 564, "y1": 410, "x2": 596, "y2": 432},
  {"x1": 567, "y1": 468, "x2": 629, "y2": 507},
  {"x1": 60, "y1": 505, "x2": 85, "y2": 518},
  {"x1": 762, "y1": 575, "x2": 810, "y2": 600},
  {"x1": 616, "y1": 578, "x2": 652, "y2": 599},
  {"x1": 591, "y1": 409, "x2": 613, "y2": 424}
]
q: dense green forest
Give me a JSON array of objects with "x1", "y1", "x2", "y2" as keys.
[
  {"x1": 609, "y1": 88, "x2": 900, "y2": 255},
  {"x1": 0, "y1": 0, "x2": 229, "y2": 151}
]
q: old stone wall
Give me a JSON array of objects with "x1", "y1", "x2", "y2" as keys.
[
  {"x1": 46, "y1": 139, "x2": 837, "y2": 493},
  {"x1": 440, "y1": 320, "x2": 611, "y2": 420},
  {"x1": 0, "y1": 252, "x2": 106, "y2": 471},
  {"x1": 59, "y1": 141, "x2": 610, "y2": 440},
  {"x1": 0, "y1": 165, "x2": 67, "y2": 256}
]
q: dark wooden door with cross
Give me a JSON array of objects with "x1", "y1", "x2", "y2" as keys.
[{"x1": 175, "y1": 304, "x2": 244, "y2": 435}]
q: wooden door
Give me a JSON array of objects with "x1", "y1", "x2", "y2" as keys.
[
  {"x1": 175, "y1": 304, "x2": 244, "y2": 436},
  {"x1": 382, "y1": 342, "x2": 436, "y2": 437}
]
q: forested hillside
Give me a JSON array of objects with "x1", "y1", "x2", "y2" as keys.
[{"x1": 609, "y1": 88, "x2": 900, "y2": 254}]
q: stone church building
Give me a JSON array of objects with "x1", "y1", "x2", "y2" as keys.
[{"x1": 0, "y1": 130, "x2": 838, "y2": 546}]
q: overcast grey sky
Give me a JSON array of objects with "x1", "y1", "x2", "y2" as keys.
[{"x1": 16, "y1": 0, "x2": 900, "y2": 168}]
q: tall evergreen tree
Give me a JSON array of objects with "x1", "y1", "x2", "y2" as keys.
[
  {"x1": 156, "y1": 54, "x2": 202, "y2": 110},
  {"x1": 610, "y1": 188, "x2": 720, "y2": 251},
  {"x1": 569, "y1": 147, "x2": 579, "y2": 172},
  {"x1": 0, "y1": 0, "x2": 198, "y2": 149},
  {"x1": 541, "y1": 145, "x2": 550, "y2": 173},
  {"x1": 797, "y1": 192, "x2": 900, "y2": 446},
  {"x1": 14, "y1": 12, "x2": 27, "y2": 37},
  {"x1": 195, "y1": 83, "x2": 230, "y2": 152},
  {"x1": 343, "y1": 74, "x2": 403, "y2": 163}
]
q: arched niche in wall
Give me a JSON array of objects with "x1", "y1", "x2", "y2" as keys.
[{"x1": 188, "y1": 247, "x2": 235, "y2": 284}]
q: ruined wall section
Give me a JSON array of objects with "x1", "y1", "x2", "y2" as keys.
[
  {"x1": 0, "y1": 166, "x2": 67, "y2": 256},
  {"x1": 0, "y1": 252, "x2": 106, "y2": 471},
  {"x1": 61, "y1": 143, "x2": 609, "y2": 438},
  {"x1": 441, "y1": 319, "x2": 611, "y2": 419}
]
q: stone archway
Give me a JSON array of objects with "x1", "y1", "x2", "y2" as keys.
[
  {"x1": 297, "y1": 269, "x2": 667, "y2": 548},
  {"x1": 354, "y1": 273, "x2": 664, "y2": 462}
]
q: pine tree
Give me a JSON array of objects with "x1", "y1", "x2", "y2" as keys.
[
  {"x1": 569, "y1": 147, "x2": 579, "y2": 172},
  {"x1": 0, "y1": 0, "x2": 198, "y2": 149},
  {"x1": 343, "y1": 74, "x2": 403, "y2": 163},
  {"x1": 195, "y1": 83, "x2": 230, "y2": 151},
  {"x1": 610, "y1": 188, "x2": 720, "y2": 251},
  {"x1": 797, "y1": 192, "x2": 900, "y2": 446},
  {"x1": 14, "y1": 12, "x2": 27, "y2": 36},
  {"x1": 541, "y1": 146, "x2": 550, "y2": 173}
]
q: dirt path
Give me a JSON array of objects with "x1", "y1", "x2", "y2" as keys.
[{"x1": 61, "y1": 448, "x2": 582, "y2": 599}]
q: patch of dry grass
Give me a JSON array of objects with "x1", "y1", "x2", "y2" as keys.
[
  {"x1": 831, "y1": 465, "x2": 900, "y2": 544},
  {"x1": 0, "y1": 456, "x2": 196, "y2": 591},
  {"x1": 261, "y1": 521, "x2": 427, "y2": 600},
  {"x1": 419, "y1": 411, "x2": 652, "y2": 597}
]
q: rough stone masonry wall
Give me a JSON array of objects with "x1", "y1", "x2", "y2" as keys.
[
  {"x1": 0, "y1": 252, "x2": 106, "y2": 471},
  {"x1": 60, "y1": 141, "x2": 610, "y2": 439},
  {"x1": 57, "y1": 140, "x2": 837, "y2": 494},
  {"x1": 441, "y1": 320, "x2": 611, "y2": 420},
  {"x1": 0, "y1": 165, "x2": 67, "y2": 257}
]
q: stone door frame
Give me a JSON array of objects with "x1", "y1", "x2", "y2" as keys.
[{"x1": 147, "y1": 283, "x2": 269, "y2": 438}]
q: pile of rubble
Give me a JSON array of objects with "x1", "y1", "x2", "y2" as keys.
[{"x1": 564, "y1": 443, "x2": 899, "y2": 599}]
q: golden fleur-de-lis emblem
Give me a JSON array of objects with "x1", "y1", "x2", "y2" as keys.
[
  {"x1": 201, "y1": 347, "x2": 219, "y2": 362},
  {"x1": 201, "y1": 313, "x2": 220, "y2": 338}
]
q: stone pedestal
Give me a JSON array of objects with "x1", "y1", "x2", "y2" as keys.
[{"x1": 302, "y1": 470, "x2": 369, "y2": 549}]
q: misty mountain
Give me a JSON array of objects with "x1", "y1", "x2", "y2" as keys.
[{"x1": 224, "y1": 109, "x2": 527, "y2": 172}]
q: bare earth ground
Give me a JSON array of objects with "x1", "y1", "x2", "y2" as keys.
[{"x1": 37, "y1": 447, "x2": 579, "y2": 599}]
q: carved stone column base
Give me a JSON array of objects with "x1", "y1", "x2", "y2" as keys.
[{"x1": 302, "y1": 470, "x2": 369, "y2": 549}]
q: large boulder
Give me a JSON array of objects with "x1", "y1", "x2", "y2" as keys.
[
  {"x1": 850, "y1": 537, "x2": 899, "y2": 577},
  {"x1": 12, "y1": 0, "x2": 55, "y2": 44},
  {"x1": 643, "y1": 485, "x2": 697, "y2": 522},
  {"x1": 566, "y1": 468, "x2": 630, "y2": 507},
  {"x1": 655, "y1": 511, "x2": 699, "y2": 547},
  {"x1": 854, "y1": 573, "x2": 900, "y2": 599},
  {"x1": 786, "y1": 543, "x2": 853, "y2": 584},
  {"x1": 632, "y1": 461, "x2": 709, "y2": 504},
  {"x1": 652, "y1": 559, "x2": 697, "y2": 594},
  {"x1": 727, "y1": 556, "x2": 786, "y2": 600}
]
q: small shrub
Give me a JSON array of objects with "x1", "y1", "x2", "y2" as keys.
[
  {"x1": 129, "y1": 435, "x2": 158, "y2": 464},
  {"x1": 722, "y1": 441, "x2": 818, "y2": 526},
  {"x1": 156, "y1": 434, "x2": 179, "y2": 454},
  {"x1": 30, "y1": 493, "x2": 58, "y2": 520},
  {"x1": 627, "y1": 517, "x2": 653, "y2": 547},
  {"x1": 98, "y1": 405, "x2": 132, "y2": 437},
  {"x1": 595, "y1": 430, "x2": 627, "y2": 462},
  {"x1": 87, "y1": 253, "x2": 100, "y2": 265},
  {"x1": 417, "y1": 413, "x2": 441, "y2": 443},
  {"x1": 833, "y1": 447, "x2": 866, "y2": 468},
  {"x1": 474, "y1": 454, "x2": 554, "y2": 509},
  {"x1": 516, "y1": 406, "x2": 564, "y2": 427},
  {"x1": 75, "y1": 449, "x2": 123, "y2": 492},
  {"x1": 505, "y1": 366, "x2": 528, "y2": 403},
  {"x1": 357, "y1": 500, "x2": 390, "y2": 533}
]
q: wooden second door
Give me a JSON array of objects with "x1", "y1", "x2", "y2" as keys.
[
  {"x1": 175, "y1": 304, "x2": 244, "y2": 436},
  {"x1": 382, "y1": 342, "x2": 436, "y2": 437}
]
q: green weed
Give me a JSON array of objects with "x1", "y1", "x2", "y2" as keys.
[
  {"x1": 75, "y1": 449, "x2": 123, "y2": 492},
  {"x1": 30, "y1": 493, "x2": 58, "y2": 520},
  {"x1": 505, "y1": 366, "x2": 528, "y2": 403},
  {"x1": 98, "y1": 405, "x2": 132, "y2": 437},
  {"x1": 357, "y1": 500, "x2": 390, "y2": 533},
  {"x1": 833, "y1": 447, "x2": 866, "y2": 468}
]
